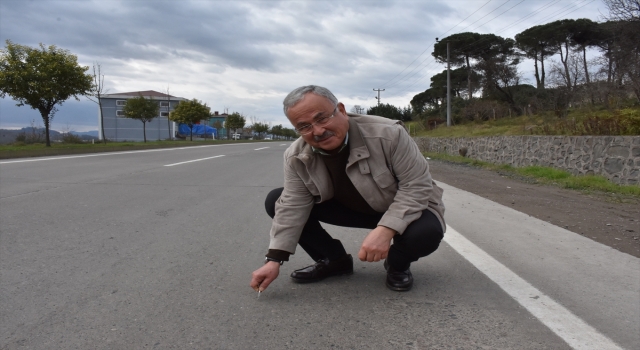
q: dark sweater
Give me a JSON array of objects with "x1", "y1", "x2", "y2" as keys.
[{"x1": 266, "y1": 144, "x2": 380, "y2": 262}]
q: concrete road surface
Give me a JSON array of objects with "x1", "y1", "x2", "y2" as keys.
[{"x1": 1, "y1": 143, "x2": 638, "y2": 349}]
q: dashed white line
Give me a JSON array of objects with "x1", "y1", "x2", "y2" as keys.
[
  {"x1": 0, "y1": 144, "x2": 239, "y2": 165},
  {"x1": 164, "y1": 155, "x2": 225, "y2": 167},
  {"x1": 254, "y1": 147, "x2": 269, "y2": 150},
  {"x1": 444, "y1": 226, "x2": 622, "y2": 350}
]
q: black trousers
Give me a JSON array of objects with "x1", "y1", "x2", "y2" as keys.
[{"x1": 265, "y1": 188, "x2": 444, "y2": 271}]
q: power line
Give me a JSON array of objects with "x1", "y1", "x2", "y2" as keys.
[
  {"x1": 380, "y1": 0, "x2": 495, "y2": 89},
  {"x1": 392, "y1": 0, "x2": 597, "y2": 97},
  {"x1": 390, "y1": 0, "x2": 530, "y2": 94}
]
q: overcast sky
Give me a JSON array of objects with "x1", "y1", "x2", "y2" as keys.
[{"x1": 0, "y1": 0, "x2": 605, "y2": 131}]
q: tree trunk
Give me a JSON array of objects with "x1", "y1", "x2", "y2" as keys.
[
  {"x1": 607, "y1": 46, "x2": 613, "y2": 84},
  {"x1": 540, "y1": 50, "x2": 546, "y2": 89},
  {"x1": 582, "y1": 46, "x2": 594, "y2": 105},
  {"x1": 42, "y1": 113, "x2": 51, "y2": 147},
  {"x1": 143, "y1": 122, "x2": 147, "y2": 142},
  {"x1": 533, "y1": 53, "x2": 540, "y2": 90},
  {"x1": 582, "y1": 46, "x2": 590, "y2": 85},
  {"x1": 533, "y1": 54, "x2": 541, "y2": 89},
  {"x1": 465, "y1": 54, "x2": 472, "y2": 100},
  {"x1": 560, "y1": 42, "x2": 572, "y2": 90},
  {"x1": 99, "y1": 98, "x2": 106, "y2": 144}
]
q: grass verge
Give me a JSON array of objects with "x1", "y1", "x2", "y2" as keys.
[
  {"x1": 0, "y1": 139, "x2": 277, "y2": 160},
  {"x1": 412, "y1": 106, "x2": 640, "y2": 138},
  {"x1": 424, "y1": 151, "x2": 640, "y2": 198}
]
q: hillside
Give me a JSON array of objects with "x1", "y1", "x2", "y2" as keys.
[{"x1": 0, "y1": 128, "x2": 99, "y2": 144}]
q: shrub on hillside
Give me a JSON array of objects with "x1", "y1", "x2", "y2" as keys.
[{"x1": 62, "y1": 133, "x2": 84, "y2": 144}]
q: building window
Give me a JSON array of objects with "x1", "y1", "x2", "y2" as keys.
[
  {"x1": 160, "y1": 111, "x2": 169, "y2": 117},
  {"x1": 116, "y1": 110, "x2": 125, "y2": 117},
  {"x1": 116, "y1": 100, "x2": 126, "y2": 106},
  {"x1": 159, "y1": 101, "x2": 169, "y2": 107}
]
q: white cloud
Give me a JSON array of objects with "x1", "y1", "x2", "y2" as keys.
[{"x1": 0, "y1": 0, "x2": 606, "y2": 131}]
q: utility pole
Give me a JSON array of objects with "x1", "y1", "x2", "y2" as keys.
[
  {"x1": 373, "y1": 88, "x2": 385, "y2": 106},
  {"x1": 446, "y1": 40, "x2": 451, "y2": 127},
  {"x1": 436, "y1": 38, "x2": 451, "y2": 127}
]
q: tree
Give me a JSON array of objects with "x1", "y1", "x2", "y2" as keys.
[
  {"x1": 122, "y1": 94, "x2": 159, "y2": 142},
  {"x1": 569, "y1": 19, "x2": 600, "y2": 90},
  {"x1": 473, "y1": 37, "x2": 523, "y2": 112},
  {"x1": 433, "y1": 32, "x2": 484, "y2": 100},
  {"x1": 282, "y1": 127, "x2": 297, "y2": 140},
  {"x1": 212, "y1": 119, "x2": 223, "y2": 135},
  {"x1": 410, "y1": 86, "x2": 446, "y2": 116},
  {"x1": 253, "y1": 122, "x2": 270, "y2": 139},
  {"x1": 430, "y1": 67, "x2": 479, "y2": 98},
  {"x1": 226, "y1": 112, "x2": 246, "y2": 139},
  {"x1": 169, "y1": 98, "x2": 210, "y2": 141},
  {"x1": 367, "y1": 103, "x2": 407, "y2": 121},
  {"x1": 350, "y1": 105, "x2": 365, "y2": 114},
  {"x1": 165, "y1": 86, "x2": 172, "y2": 140},
  {"x1": 542, "y1": 19, "x2": 583, "y2": 91},
  {"x1": 515, "y1": 24, "x2": 558, "y2": 89},
  {"x1": 603, "y1": 0, "x2": 640, "y2": 21},
  {"x1": 85, "y1": 62, "x2": 108, "y2": 143},
  {"x1": 270, "y1": 124, "x2": 283, "y2": 139},
  {"x1": 0, "y1": 41, "x2": 93, "y2": 147}
]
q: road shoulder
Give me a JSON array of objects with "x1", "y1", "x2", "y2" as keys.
[{"x1": 428, "y1": 159, "x2": 640, "y2": 258}]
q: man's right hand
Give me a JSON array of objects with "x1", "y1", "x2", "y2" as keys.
[{"x1": 250, "y1": 261, "x2": 280, "y2": 292}]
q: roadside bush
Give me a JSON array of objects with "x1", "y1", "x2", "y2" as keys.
[
  {"x1": 535, "y1": 108, "x2": 640, "y2": 135},
  {"x1": 62, "y1": 133, "x2": 84, "y2": 144},
  {"x1": 15, "y1": 132, "x2": 26, "y2": 142},
  {"x1": 14, "y1": 130, "x2": 45, "y2": 144},
  {"x1": 460, "y1": 100, "x2": 510, "y2": 121}
]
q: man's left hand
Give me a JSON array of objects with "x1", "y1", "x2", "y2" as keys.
[{"x1": 358, "y1": 226, "x2": 396, "y2": 262}]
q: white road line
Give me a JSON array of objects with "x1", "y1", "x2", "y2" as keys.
[
  {"x1": 280, "y1": 144, "x2": 287, "y2": 146},
  {"x1": 254, "y1": 147, "x2": 269, "y2": 150},
  {"x1": 0, "y1": 144, "x2": 240, "y2": 165},
  {"x1": 164, "y1": 155, "x2": 225, "y2": 167},
  {"x1": 444, "y1": 226, "x2": 622, "y2": 350}
]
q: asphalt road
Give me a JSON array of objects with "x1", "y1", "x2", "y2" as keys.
[{"x1": 1, "y1": 142, "x2": 638, "y2": 349}]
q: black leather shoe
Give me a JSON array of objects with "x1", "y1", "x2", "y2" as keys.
[
  {"x1": 384, "y1": 260, "x2": 413, "y2": 291},
  {"x1": 290, "y1": 254, "x2": 353, "y2": 283}
]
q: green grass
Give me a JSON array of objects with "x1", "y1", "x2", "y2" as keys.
[
  {"x1": 410, "y1": 106, "x2": 640, "y2": 138},
  {"x1": 424, "y1": 152, "x2": 640, "y2": 197},
  {"x1": 0, "y1": 139, "x2": 277, "y2": 159}
]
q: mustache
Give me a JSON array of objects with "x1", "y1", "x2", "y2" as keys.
[{"x1": 314, "y1": 131, "x2": 335, "y2": 142}]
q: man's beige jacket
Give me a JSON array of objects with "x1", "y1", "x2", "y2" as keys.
[{"x1": 269, "y1": 113, "x2": 446, "y2": 254}]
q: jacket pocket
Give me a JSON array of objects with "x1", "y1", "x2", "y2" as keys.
[{"x1": 373, "y1": 170, "x2": 397, "y2": 189}]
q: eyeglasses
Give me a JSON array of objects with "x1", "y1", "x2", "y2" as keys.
[{"x1": 294, "y1": 107, "x2": 337, "y2": 135}]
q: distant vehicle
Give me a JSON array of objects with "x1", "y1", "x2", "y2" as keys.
[{"x1": 264, "y1": 136, "x2": 272, "y2": 140}]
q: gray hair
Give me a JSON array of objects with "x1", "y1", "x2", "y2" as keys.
[{"x1": 283, "y1": 85, "x2": 338, "y2": 117}]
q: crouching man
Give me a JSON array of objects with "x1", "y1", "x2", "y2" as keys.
[{"x1": 250, "y1": 85, "x2": 445, "y2": 292}]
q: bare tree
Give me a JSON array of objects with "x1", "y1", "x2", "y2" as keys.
[
  {"x1": 350, "y1": 105, "x2": 365, "y2": 114},
  {"x1": 85, "y1": 62, "x2": 108, "y2": 144},
  {"x1": 165, "y1": 86, "x2": 172, "y2": 140},
  {"x1": 603, "y1": 0, "x2": 640, "y2": 21}
]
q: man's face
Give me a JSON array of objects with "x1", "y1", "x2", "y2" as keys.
[{"x1": 286, "y1": 93, "x2": 349, "y2": 153}]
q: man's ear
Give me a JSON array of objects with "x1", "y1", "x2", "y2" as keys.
[{"x1": 337, "y1": 102, "x2": 347, "y2": 114}]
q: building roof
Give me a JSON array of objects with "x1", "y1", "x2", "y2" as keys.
[{"x1": 103, "y1": 90, "x2": 187, "y2": 101}]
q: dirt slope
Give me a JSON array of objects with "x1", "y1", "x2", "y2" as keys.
[{"x1": 428, "y1": 159, "x2": 640, "y2": 258}]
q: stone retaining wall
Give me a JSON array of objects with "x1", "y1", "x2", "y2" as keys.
[{"x1": 415, "y1": 135, "x2": 640, "y2": 185}]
